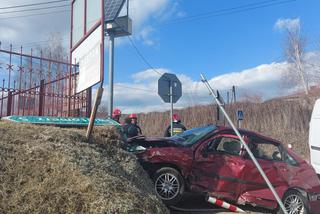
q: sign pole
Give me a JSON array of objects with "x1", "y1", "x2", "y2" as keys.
[
  {"x1": 201, "y1": 74, "x2": 288, "y2": 214},
  {"x1": 170, "y1": 81, "x2": 173, "y2": 136},
  {"x1": 86, "y1": 0, "x2": 105, "y2": 141},
  {"x1": 108, "y1": 33, "x2": 115, "y2": 118},
  {"x1": 158, "y1": 73, "x2": 182, "y2": 134},
  {"x1": 237, "y1": 110, "x2": 243, "y2": 129}
]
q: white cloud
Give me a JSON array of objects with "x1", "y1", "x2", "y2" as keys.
[
  {"x1": 100, "y1": 60, "x2": 299, "y2": 113},
  {"x1": 103, "y1": 50, "x2": 320, "y2": 113},
  {"x1": 130, "y1": 0, "x2": 169, "y2": 30},
  {"x1": 100, "y1": 51, "x2": 320, "y2": 113},
  {"x1": 0, "y1": 26, "x2": 20, "y2": 41},
  {"x1": 0, "y1": 0, "x2": 178, "y2": 50},
  {"x1": 0, "y1": 0, "x2": 70, "y2": 50},
  {"x1": 274, "y1": 18, "x2": 300, "y2": 31},
  {"x1": 129, "y1": 0, "x2": 182, "y2": 46},
  {"x1": 138, "y1": 26, "x2": 156, "y2": 46},
  {"x1": 132, "y1": 68, "x2": 166, "y2": 83}
]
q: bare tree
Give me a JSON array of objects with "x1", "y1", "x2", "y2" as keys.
[
  {"x1": 97, "y1": 104, "x2": 108, "y2": 118},
  {"x1": 282, "y1": 24, "x2": 309, "y2": 95},
  {"x1": 38, "y1": 32, "x2": 68, "y2": 61}
]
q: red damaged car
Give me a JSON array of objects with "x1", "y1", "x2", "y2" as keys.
[{"x1": 126, "y1": 124, "x2": 320, "y2": 213}]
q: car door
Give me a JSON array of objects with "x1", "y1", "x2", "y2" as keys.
[
  {"x1": 240, "y1": 136, "x2": 288, "y2": 208},
  {"x1": 190, "y1": 134, "x2": 246, "y2": 201}
]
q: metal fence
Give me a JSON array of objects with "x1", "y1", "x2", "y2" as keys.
[{"x1": 0, "y1": 43, "x2": 92, "y2": 118}]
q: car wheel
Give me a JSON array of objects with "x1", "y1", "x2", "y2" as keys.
[
  {"x1": 153, "y1": 167, "x2": 184, "y2": 205},
  {"x1": 278, "y1": 190, "x2": 310, "y2": 214}
]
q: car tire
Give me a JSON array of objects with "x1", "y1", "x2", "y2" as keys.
[
  {"x1": 277, "y1": 189, "x2": 310, "y2": 214},
  {"x1": 153, "y1": 167, "x2": 184, "y2": 206}
]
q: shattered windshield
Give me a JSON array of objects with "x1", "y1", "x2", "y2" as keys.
[{"x1": 170, "y1": 124, "x2": 217, "y2": 147}]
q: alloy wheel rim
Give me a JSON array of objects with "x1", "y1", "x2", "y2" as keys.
[
  {"x1": 155, "y1": 173, "x2": 180, "y2": 200},
  {"x1": 284, "y1": 194, "x2": 305, "y2": 214}
]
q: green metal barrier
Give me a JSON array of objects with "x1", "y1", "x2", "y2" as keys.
[{"x1": 2, "y1": 116, "x2": 120, "y2": 127}]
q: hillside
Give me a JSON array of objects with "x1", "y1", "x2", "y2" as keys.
[
  {"x1": 138, "y1": 96, "x2": 317, "y2": 160},
  {"x1": 0, "y1": 121, "x2": 168, "y2": 214}
]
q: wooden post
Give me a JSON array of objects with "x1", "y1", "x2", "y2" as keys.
[
  {"x1": 86, "y1": 87, "x2": 103, "y2": 141},
  {"x1": 86, "y1": 87, "x2": 92, "y2": 118}
]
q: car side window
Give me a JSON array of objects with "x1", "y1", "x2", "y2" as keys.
[
  {"x1": 248, "y1": 137, "x2": 282, "y2": 161},
  {"x1": 215, "y1": 137, "x2": 241, "y2": 156},
  {"x1": 284, "y1": 152, "x2": 299, "y2": 166},
  {"x1": 206, "y1": 138, "x2": 221, "y2": 152}
]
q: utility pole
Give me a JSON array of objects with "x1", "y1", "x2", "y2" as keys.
[
  {"x1": 216, "y1": 90, "x2": 220, "y2": 124},
  {"x1": 108, "y1": 33, "x2": 115, "y2": 118},
  {"x1": 232, "y1": 86, "x2": 237, "y2": 103},
  {"x1": 227, "y1": 91, "x2": 230, "y2": 105}
]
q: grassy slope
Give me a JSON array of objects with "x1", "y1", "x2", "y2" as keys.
[{"x1": 0, "y1": 121, "x2": 168, "y2": 214}]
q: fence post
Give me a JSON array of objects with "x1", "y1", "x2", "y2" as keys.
[
  {"x1": 86, "y1": 87, "x2": 92, "y2": 118},
  {"x1": 38, "y1": 80, "x2": 45, "y2": 116},
  {"x1": 7, "y1": 91, "x2": 12, "y2": 116}
]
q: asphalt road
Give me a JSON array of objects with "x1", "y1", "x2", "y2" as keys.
[{"x1": 169, "y1": 194, "x2": 273, "y2": 214}]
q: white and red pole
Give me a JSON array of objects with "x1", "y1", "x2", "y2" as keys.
[{"x1": 207, "y1": 196, "x2": 245, "y2": 213}]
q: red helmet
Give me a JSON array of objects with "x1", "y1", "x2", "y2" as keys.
[
  {"x1": 112, "y1": 108, "x2": 121, "y2": 118},
  {"x1": 129, "y1": 113, "x2": 137, "y2": 119},
  {"x1": 173, "y1": 114, "x2": 180, "y2": 122}
]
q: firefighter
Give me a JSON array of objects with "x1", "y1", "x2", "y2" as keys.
[
  {"x1": 112, "y1": 108, "x2": 122, "y2": 123},
  {"x1": 123, "y1": 113, "x2": 142, "y2": 138},
  {"x1": 164, "y1": 114, "x2": 187, "y2": 137}
]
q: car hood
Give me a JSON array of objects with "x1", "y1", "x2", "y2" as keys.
[{"x1": 126, "y1": 135, "x2": 181, "y2": 149}]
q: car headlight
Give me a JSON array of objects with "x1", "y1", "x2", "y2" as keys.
[
  {"x1": 308, "y1": 193, "x2": 320, "y2": 201},
  {"x1": 132, "y1": 145, "x2": 147, "y2": 154}
]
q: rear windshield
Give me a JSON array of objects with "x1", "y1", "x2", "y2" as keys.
[{"x1": 170, "y1": 124, "x2": 217, "y2": 147}]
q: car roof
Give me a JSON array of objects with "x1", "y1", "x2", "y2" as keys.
[{"x1": 216, "y1": 126, "x2": 281, "y2": 145}]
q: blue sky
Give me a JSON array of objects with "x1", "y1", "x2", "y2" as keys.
[
  {"x1": 105, "y1": 0, "x2": 320, "y2": 112},
  {"x1": 0, "y1": 0, "x2": 320, "y2": 113},
  {"x1": 114, "y1": 0, "x2": 320, "y2": 82}
]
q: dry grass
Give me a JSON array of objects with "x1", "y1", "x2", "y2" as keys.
[
  {"x1": 138, "y1": 97, "x2": 315, "y2": 160},
  {"x1": 0, "y1": 121, "x2": 168, "y2": 214}
]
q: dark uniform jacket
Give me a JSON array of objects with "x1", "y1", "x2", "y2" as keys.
[{"x1": 123, "y1": 123, "x2": 142, "y2": 138}]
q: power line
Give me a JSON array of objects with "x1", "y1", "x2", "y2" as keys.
[
  {"x1": 0, "y1": 0, "x2": 68, "y2": 10},
  {"x1": 126, "y1": 36, "x2": 163, "y2": 77},
  {"x1": 1, "y1": 0, "x2": 298, "y2": 58},
  {"x1": 115, "y1": 84, "x2": 198, "y2": 96},
  {"x1": 22, "y1": 37, "x2": 68, "y2": 47},
  {"x1": 115, "y1": 84, "x2": 157, "y2": 93},
  {"x1": 14, "y1": 38, "x2": 69, "y2": 50},
  {"x1": 125, "y1": 0, "x2": 297, "y2": 79},
  {"x1": 0, "y1": 9, "x2": 70, "y2": 20},
  {"x1": 161, "y1": 0, "x2": 297, "y2": 25},
  {"x1": 0, "y1": 4, "x2": 69, "y2": 15}
]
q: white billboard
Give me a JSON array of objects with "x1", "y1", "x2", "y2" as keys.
[{"x1": 72, "y1": 25, "x2": 102, "y2": 93}]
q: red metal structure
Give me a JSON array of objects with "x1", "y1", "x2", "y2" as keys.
[{"x1": 0, "y1": 43, "x2": 91, "y2": 118}]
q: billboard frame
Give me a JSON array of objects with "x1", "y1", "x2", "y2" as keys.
[
  {"x1": 70, "y1": 0, "x2": 105, "y2": 140},
  {"x1": 70, "y1": 0, "x2": 105, "y2": 90}
]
